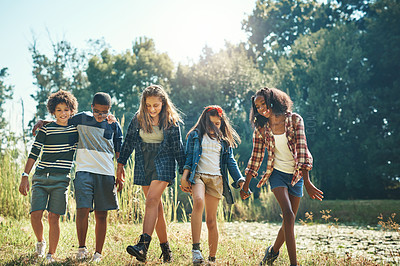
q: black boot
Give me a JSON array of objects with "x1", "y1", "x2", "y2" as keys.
[
  {"x1": 127, "y1": 233, "x2": 152, "y2": 262},
  {"x1": 159, "y1": 241, "x2": 173, "y2": 263}
]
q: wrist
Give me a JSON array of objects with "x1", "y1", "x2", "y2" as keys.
[{"x1": 21, "y1": 172, "x2": 29, "y2": 178}]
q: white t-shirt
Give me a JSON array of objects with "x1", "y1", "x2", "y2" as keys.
[
  {"x1": 273, "y1": 133, "x2": 295, "y2": 174},
  {"x1": 197, "y1": 134, "x2": 221, "y2": 175}
]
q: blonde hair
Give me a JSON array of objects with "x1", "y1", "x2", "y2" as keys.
[{"x1": 137, "y1": 85, "x2": 183, "y2": 132}]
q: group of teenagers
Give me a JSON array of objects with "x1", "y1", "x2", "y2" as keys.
[{"x1": 19, "y1": 85, "x2": 323, "y2": 265}]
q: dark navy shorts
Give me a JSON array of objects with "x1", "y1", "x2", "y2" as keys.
[
  {"x1": 269, "y1": 169, "x2": 303, "y2": 197},
  {"x1": 74, "y1": 171, "x2": 119, "y2": 211}
]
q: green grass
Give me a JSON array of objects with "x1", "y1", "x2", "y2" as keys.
[{"x1": 0, "y1": 216, "x2": 385, "y2": 266}]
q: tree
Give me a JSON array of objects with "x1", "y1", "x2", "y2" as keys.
[
  {"x1": 29, "y1": 38, "x2": 88, "y2": 126},
  {"x1": 0, "y1": 68, "x2": 13, "y2": 132},
  {"x1": 86, "y1": 37, "x2": 174, "y2": 125},
  {"x1": 243, "y1": 0, "x2": 341, "y2": 66},
  {"x1": 361, "y1": 0, "x2": 400, "y2": 198},
  {"x1": 170, "y1": 43, "x2": 265, "y2": 171}
]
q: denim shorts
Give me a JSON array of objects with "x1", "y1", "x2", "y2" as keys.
[
  {"x1": 74, "y1": 171, "x2": 119, "y2": 211},
  {"x1": 268, "y1": 169, "x2": 303, "y2": 197},
  {"x1": 31, "y1": 172, "x2": 70, "y2": 215}
]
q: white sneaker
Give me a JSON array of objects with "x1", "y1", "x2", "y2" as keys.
[
  {"x1": 90, "y1": 252, "x2": 102, "y2": 263},
  {"x1": 45, "y1": 253, "x2": 55, "y2": 263},
  {"x1": 35, "y1": 240, "x2": 46, "y2": 258},
  {"x1": 77, "y1": 247, "x2": 89, "y2": 260},
  {"x1": 192, "y1": 249, "x2": 204, "y2": 265}
]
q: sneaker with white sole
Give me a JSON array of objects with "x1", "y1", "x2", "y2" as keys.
[
  {"x1": 192, "y1": 249, "x2": 204, "y2": 265},
  {"x1": 77, "y1": 247, "x2": 89, "y2": 260},
  {"x1": 90, "y1": 252, "x2": 102, "y2": 263},
  {"x1": 45, "y1": 253, "x2": 55, "y2": 263},
  {"x1": 35, "y1": 240, "x2": 46, "y2": 258}
]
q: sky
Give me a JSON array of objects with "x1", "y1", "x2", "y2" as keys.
[{"x1": 0, "y1": 0, "x2": 255, "y2": 134}]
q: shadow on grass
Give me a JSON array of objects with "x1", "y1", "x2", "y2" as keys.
[{"x1": 3, "y1": 253, "x2": 89, "y2": 265}]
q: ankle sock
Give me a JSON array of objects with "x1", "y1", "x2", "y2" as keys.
[
  {"x1": 192, "y1": 243, "x2": 201, "y2": 251},
  {"x1": 208, "y1": 256, "x2": 216, "y2": 262},
  {"x1": 79, "y1": 246, "x2": 86, "y2": 249}
]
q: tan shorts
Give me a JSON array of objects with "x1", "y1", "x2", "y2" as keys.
[{"x1": 193, "y1": 172, "x2": 223, "y2": 199}]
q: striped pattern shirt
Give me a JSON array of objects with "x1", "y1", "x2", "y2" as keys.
[
  {"x1": 28, "y1": 122, "x2": 78, "y2": 174},
  {"x1": 245, "y1": 112, "x2": 313, "y2": 188}
]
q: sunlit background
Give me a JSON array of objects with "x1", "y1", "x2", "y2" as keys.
[{"x1": 1, "y1": 0, "x2": 254, "y2": 133}]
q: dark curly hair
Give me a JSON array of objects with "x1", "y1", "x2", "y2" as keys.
[
  {"x1": 249, "y1": 87, "x2": 293, "y2": 128},
  {"x1": 47, "y1": 90, "x2": 78, "y2": 116}
]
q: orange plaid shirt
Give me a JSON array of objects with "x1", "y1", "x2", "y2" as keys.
[{"x1": 245, "y1": 112, "x2": 313, "y2": 188}]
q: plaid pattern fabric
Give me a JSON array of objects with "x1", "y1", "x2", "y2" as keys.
[
  {"x1": 117, "y1": 115, "x2": 185, "y2": 185},
  {"x1": 245, "y1": 112, "x2": 313, "y2": 188}
]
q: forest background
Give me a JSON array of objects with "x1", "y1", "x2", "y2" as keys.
[{"x1": 0, "y1": 0, "x2": 399, "y2": 202}]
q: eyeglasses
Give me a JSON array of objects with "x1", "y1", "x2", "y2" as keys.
[{"x1": 92, "y1": 109, "x2": 109, "y2": 117}]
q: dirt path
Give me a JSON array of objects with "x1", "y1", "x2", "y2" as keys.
[{"x1": 220, "y1": 222, "x2": 400, "y2": 265}]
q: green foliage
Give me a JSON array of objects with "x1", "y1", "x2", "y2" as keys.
[
  {"x1": 170, "y1": 43, "x2": 264, "y2": 168},
  {"x1": 25, "y1": 0, "x2": 400, "y2": 200},
  {"x1": 361, "y1": 0, "x2": 400, "y2": 197},
  {"x1": 0, "y1": 68, "x2": 13, "y2": 133},
  {"x1": 243, "y1": 0, "x2": 342, "y2": 65},
  {"x1": 29, "y1": 38, "x2": 88, "y2": 126},
  {"x1": 86, "y1": 37, "x2": 174, "y2": 125}
]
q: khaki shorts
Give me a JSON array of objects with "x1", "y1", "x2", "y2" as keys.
[{"x1": 193, "y1": 172, "x2": 223, "y2": 199}]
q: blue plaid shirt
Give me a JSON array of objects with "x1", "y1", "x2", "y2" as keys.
[{"x1": 117, "y1": 115, "x2": 185, "y2": 185}]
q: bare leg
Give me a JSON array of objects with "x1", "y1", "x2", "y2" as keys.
[
  {"x1": 272, "y1": 187, "x2": 300, "y2": 265},
  {"x1": 142, "y1": 186, "x2": 168, "y2": 243},
  {"x1": 76, "y1": 208, "x2": 90, "y2": 247},
  {"x1": 94, "y1": 210, "x2": 108, "y2": 254},
  {"x1": 191, "y1": 183, "x2": 206, "y2": 244},
  {"x1": 48, "y1": 212, "x2": 60, "y2": 254},
  {"x1": 204, "y1": 193, "x2": 220, "y2": 257},
  {"x1": 31, "y1": 210, "x2": 44, "y2": 242},
  {"x1": 272, "y1": 193, "x2": 301, "y2": 253},
  {"x1": 142, "y1": 181, "x2": 169, "y2": 236}
]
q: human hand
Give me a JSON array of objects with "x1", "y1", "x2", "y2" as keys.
[
  {"x1": 106, "y1": 114, "x2": 117, "y2": 124},
  {"x1": 32, "y1": 120, "x2": 44, "y2": 136},
  {"x1": 116, "y1": 163, "x2": 125, "y2": 192},
  {"x1": 115, "y1": 177, "x2": 124, "y2": 192},
  {"x1": 19, "y1": 176, "x2": 30, "y2": 196},
  {"x1": 240, "y1": 187, "x2": 252, "y2": 200},
  {"x1": 238, "y1": 180, "x2": 245, "y2": 189},
  {"x1": 304, "y1": 181, "x2": 324, "y2": 201},
  {"x1": 180, "y1": 175, "x2": 192, "y2": 193}
]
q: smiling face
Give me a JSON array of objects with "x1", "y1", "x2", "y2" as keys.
[
  {"x1": 146, "y1": 96, "x2": 163, "y2": 119},
  {"x1": 254, "y1": 95, "x2": 271, "y2": 118},
  {"x1": 92, "y1": 104, "x2": 111, "y2": 122},
  {"x1": 54, "y1": 102, "x2": 72, "y2": 126}
]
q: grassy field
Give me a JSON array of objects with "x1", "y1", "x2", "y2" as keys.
[
  {"x1": 1, "y1": 147, "x2": 399, "y2": 265},
  {"x1": 0, "y1": 216, "x2": 391, "y2": 266}
]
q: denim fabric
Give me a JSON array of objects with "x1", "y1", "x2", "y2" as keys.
[
  {"x1": 184, "y1": 130, "x2": 244, "y2": 204},
  {"x1": 117, "y1": 115, "x2": 185, "y2": 185}
]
